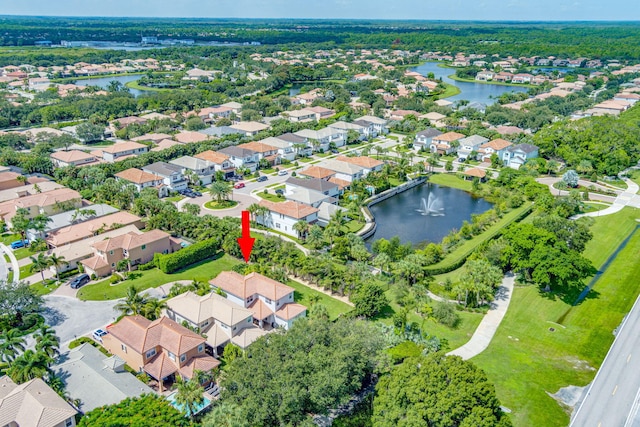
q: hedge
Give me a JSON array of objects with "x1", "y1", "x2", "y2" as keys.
[{"x1": 154, "y1": 238, "x2": 221, "y2": 273}]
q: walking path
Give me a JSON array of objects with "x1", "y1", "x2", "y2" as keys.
[
  {"x1": 447, "y1": 272, "x2": 515, "y2": 360},
  {"x1": 287, "y1": 275, "x2": 354, "y2": 306},
  {"x1": 574, "y1": 179, "x2": 640, "y2": 218},
  {"x1": 0, "y1": 243, "x2": 20, "y2": 282}
]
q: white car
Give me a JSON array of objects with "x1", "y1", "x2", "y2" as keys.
[
  {"x1": 93, "y1": 328, "x2": 108, "y2": 343},
  {"x1": 278, "y1": 170, "x2": 289, "y2": 176}
]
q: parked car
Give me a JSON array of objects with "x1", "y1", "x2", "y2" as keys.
[
  {"x1": 278, "y1": 170, "x2": 288, "y2": 176},
  {"x1": 257, "y1": 176, "x2": 268, "y2": 182},
  {"x1": 275, "y1": 189, "x2": 284, "y2": 195},
  {"x1": 10, "y1": 240, "x2": 28, "y2": 249},
  {"x1": 331, "y1": 149, "x2": 340, "y2": 154},
  {"x1": 70, "y1": 274, "x2": 90, "y2": 289},
  {"x1": 234, "y1": 182, "x2": 245, "y2": 189},
  {"x1": 193, "y1": 191, "x2": 202, "y2": 197},
  {"x1": 92, "y1": 328, "x2": 108, "y2": 343}
]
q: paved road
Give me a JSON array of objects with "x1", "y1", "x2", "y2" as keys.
[
  {"x1": 573, "y1": 179, "x2": 640, "y2": 219},
  {"x1": 570, "y1": 292, "x2": 640, "y2": 427},
  {"x1": 447, "y1": 272, "x2": 515, "y2": 360},
  {"x1": 0, "y1": 243, "x2": 20, "y2": 281}
]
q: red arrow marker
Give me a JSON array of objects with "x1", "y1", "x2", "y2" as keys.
[{"x1": 237, "y1": 210, "x2": 255, "y2": 263}]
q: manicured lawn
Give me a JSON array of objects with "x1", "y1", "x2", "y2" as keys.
[
  {"x1": 13, "y1": 248, "x2": 32, "y2": 261},
  {"x1": 255, "y1": 192, "x2": 285, "y2": 203},
  {"x1": 77, "y1": 253, "x2": 241, "y2": 301},
  {"x1": 31, "y1": 279, "x2": 62, "y2": 296},
  {"x1": 341, "y1": 220, "x2": 365, "y2": 234},
  {"x1": 297, "y1": 157, "x2": 314, "y2": 163},
  {"x1": 437, "y1": 83, "x2": 462, "y2": 99},
  {"x1": 428, "y1": 173, "x2": 474, "y2": 192},
  {"x1": 580, "y1": 202, "x2": 610, "y2": 213},
  {"x1": 203, "y1": 200, "x2": 238, "y2": 210},
  {"x1": 286, "y1": 279, "x2": 352, "y2": 320},
  {"x1": 18, "y1": 263, "x2": 33, "y2": 280},
  {"x1": 0, "y1": 233, "x2": 21, "y2": 245},
  {"x1": 473, "y1": 207, "x2": 640, "y2": 427},
  {"x1": 165, "y1": 195, "x2": 184, "y2": 203}
]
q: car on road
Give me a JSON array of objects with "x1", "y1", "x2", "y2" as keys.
[
  {"x1": 234, "y1": 182, "x2": 245, "y2": 189},
  {"x1": 92, "y1": 328, "x2": 108, "y2": 343},
  {"x1": 193, "y1": 191, "x2": 202, "y2": 197},
  {"x1": 277, "y1": 170, "x2": 288, "y2": 176},
  {"x1": 10, "y1": 240, "x2": 28, "y2": 249},
  {"x1": 331, "y1": 149, "x2": 340, "y2": 154},
  {"x1": 70, "y1": 274, "x2": 90, "y2": 289},
  {"x1": 257, "y1": 176, "x2": 268, "y2": 182}
]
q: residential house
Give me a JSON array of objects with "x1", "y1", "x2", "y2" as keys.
[
  {"x1": 614, "y1": 93, "x2": 640, "y2": 105},
  {"x1": 166, "y1": 291, "x2": 266, "y2": 354},
  {"x1": 52, "y1": 343, "x2": 154, "y2": 413},
  {"x1": 462, "y1": 167, "x2": 487, "y2": 182},
  {"x1": 257, "y1": 200, "x2": 319, "y2": 238},
  {"x1": 210, "y1": 271, "x2": 307, "y2": 330},
  {"x1": 97, "y1": 141, "x2": 149, "y2": 163},
  {"x1": 321, "y1": 159, "x2": 365, "y2": 182},
  {"x1": 294, "y1": 89, "x2": 323, "y2": 105},
  {"x1": 284, "y1": 109, "x2": 317, "y2": 123},
  {"x1": 0, "y1": 376, "x2": 77, "y2": 427},
  {"x1": 503, "y1": 143, "x2": 539, "y2": 169},
  {"x1": 258, "y1": 137, "x2": 296, "y2": 161},
  {"x1": 476, "y1": 71, "x2": 495, "y2": 81},
  {"x1": 430, "y1": 132, "x2": 465, "y2": 155},
  {"x1": 102, "y1": 316, "x2": 220, "y2": 390},
  {"x1": 335, "y1": 156, "x2": 384, "y2": 175},
  {"x1": 81, "y1": 229, "x2": 181, "y2": 277},
  {"x1": 193, "y1": 151, "x2": 235, "y2": 177},
  {"x1": 115, "y1": 168, "x2": 167, "y2": 196},
  {"x1": 457, "y1": 135, "x2": 489, "y2": 160},
  {"x1": 131, "y1": 133, "x2": 172, "y2": 144},
  {"x1": 388, "y1": 110, "x2": 420, "y2": 121},
  {"x1": 354, "y1": 115, "x2": 389, "y2": 134},
  {"x1": 218, "y1": 146, "x2": 259, "y2": 172},
  {"x1": 174, "y1": 130, "x2": 209, "y2": 144},
  {"x1": 170, "y1": 156, "x2": 217, "y2": 185},
  {"x1": 316, "y1": 202, "x2": 349, "y2": 227},
  {"x1": 493, "y1": 72, "x2": 514, "y2": 82},
  {"x1": 295, "y1": 127, "x2": 345, "y2": 151},
  {"x1": 306, "y1": 106, "x2": 336, "y2": 121},
  {"x1": 142, "y1": 162, "x2": 189, "y2": 192},
  {"x1": 0, "y1": 171, "x2": 25, "y2": 191},
  {"x1": 237, "y1": 141, "x2": 280, "y2": 165},
  {"x1": 220, "y1": 101, "x2": 243, "y2": 115},
  {"x1": 50, "y1": 150, "x2": 100, "y2": 168},
  {"x1": 111, "y1": 116, "x2": 147, "y2": 129},
  {"x1": 298, "y1": 165, "x2": 336, "y2": 180},
  {"x1": 27, "y1": 203, "x2": 118, "y2": 241},
  {"x1": 285, "y1": 186, "x2": 336, "y2": 208},
  {"x1": 0, "y1": 188, "x2": 83, "y2": 227},
  {"x1": 46, "y1": 211, "x2": 144, "y2": 248},
  {"x1": 413, "y1": 128, "x2": 443, "y2": 151},
  {"x1": 229, "y1": 121, "x2": 270, "y2": 137},
  {"x1": 479, "y1": 138, "x2": 513, "y2": 162},
  {"x1": 204, "y1": 106, "x2": 233, "y2": 120},
  {"x1": 512, "y1": 73, "x2": 534, "y2": 84},
  {"x1": 277, "y1": 133, "x2": 312, "y2": 157},
  {"x1": 285, "y1": 177, "x2": 340, "y2": 198},
  {"x1": 150, "y1": 138, "x2": 182, "y2": 152}
]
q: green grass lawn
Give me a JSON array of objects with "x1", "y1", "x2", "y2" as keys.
[
  {"x1": 31, "y1": 279, "x2": 62, "y2": 296},
  {"x1": 472, "y1": 207, "x2": 640, "y2": 427},
  {"x1": 286, "y1": 279, "x2": 352, "y2": 320},
  {"x1": 297, "y1": 157, "x2": 315, "y2": 163},
  {"x1": 341, "y1": 220, "x2": 365, "y2": 234},
  {"x1": 77, "y1": 253, "x2": 241, "y2": 301},
  {"x1": 580, "y1": 202, "x2": 610, "y2": 213},
  {"x1": 255, "y1": 192, "x2": 285, "y2": 203},
  {"x1": 203, "y1": 200, "x2": 238, "y2": 210},
  {"x1": 165, "y1": 195, "x2": 184, "y2": 203},
  {"x1": 13, "y1": 248, "x2": 32, "y2": 261},
  {"x1": 627, "y1": 170, "x2": 640, "y2": 194},
  {"x1": 437, "y1": 83, "x2": 462, "y2": 99},
  {"x1": 18, "y1": 263, "x2": 33, "y2": 279},
  {"x1": 428, "y1": 173, "x2": 474, "y2": 192}
]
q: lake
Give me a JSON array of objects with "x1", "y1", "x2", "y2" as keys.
[
  {"x1": 365, "y1": 183, "x2": 493, "y2": 247},
  {"x1": 73, "y1": 74, "x2": 152, "y2": 97},
  {"x1": 410, "y1": 62, "x2": 528, "y2": 105}
]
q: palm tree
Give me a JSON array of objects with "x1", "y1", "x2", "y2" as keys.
[
  {"x1": 34, "y1": 325, "x2": 60, "y2": 358},
  {"x1": 8, "y1": 350, "x2": 52, "y2": 383},
  {"x1": 30, "y1": 253, "x2": 51, "y2": 283},
  {"x1": 209, "y1": 181, "x2": 232, "y2": 203},
  {"x1": 293, "y1": 220, "x2": 309, "y2": 240},
  {"x1": 48, "y1": 254, "x2": 67, "y2": 282},
  {"x1": 0, "y1": 329, "x2": 27, "y2": 363},
  {"x1": 143, "y1": 298, "x2": 168, "y2": 321},
  {"x1": 15, "y1": 175, "x2": 27, "y2": 186},
  {"x1": 247, "y1": 203, "x2": 261, "y2": 222},
  {"x1": 115, "y1": 285, "x2": 147, "y2": 316},
  {"x1": 174, "y1": 377, "x2": 205, "y2": 418}
]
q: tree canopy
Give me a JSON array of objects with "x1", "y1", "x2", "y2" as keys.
[{"x1": 78, "y1": 394, "x2": 190, "y2": 427}]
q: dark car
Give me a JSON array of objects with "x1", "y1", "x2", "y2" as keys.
[
  {"x1": 193, "y1": 191, "x2": 202, "y2": 197},
  {"x1": 70, "y1": 274, "x2": 90, "y2": 289},
  {"x1": 275, "y1": 188, "x2": 284, "y2": 195},
  {"x1": 257, "y1": 176, "x2": 268, "y2": 182},
  {"x1": 331, "y1": 149, "x2": 339, "y2": 154}
]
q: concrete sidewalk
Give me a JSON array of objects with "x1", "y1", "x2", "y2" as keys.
[
  {"x1": 447, "y1": 272, "x2": 515, "y2": 360},
  {"x1": 0, "y1": 243, "x2": 20, "y2": 282}
]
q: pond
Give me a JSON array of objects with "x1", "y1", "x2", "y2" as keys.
[
  {"x1": 365, "y1": 183, "x2": 493, "y2": 247},
  {"x1": 410, "y1": 62, "x2": 528, "y2": 105},
  {"x1": 73, "y1": 74, "x2": 152, "y2": 97}
]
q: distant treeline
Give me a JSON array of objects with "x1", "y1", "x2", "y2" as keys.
[{"x1": 1, "y1": 16, "x2": 640, "y2": 61}]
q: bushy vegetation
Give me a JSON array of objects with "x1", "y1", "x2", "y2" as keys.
[
  {"x1": 78, "y1": 394, "x2": 191, "y2": 427},
  {"x1": 154, "y1": 238, "x2": 221, "y2": 273}
]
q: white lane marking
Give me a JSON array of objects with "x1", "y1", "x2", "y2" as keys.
[
  {"x1": 613, "y1": 385, "x2": 619, "y2": 396},
  {"x1": 628, "y1": 353, "x2": 632, "y2": 363}
]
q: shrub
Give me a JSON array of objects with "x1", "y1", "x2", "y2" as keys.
[
  {"x1": 432, "y1": 301, "x2": 460, "y2": 328},
  {"x1": 154, "y1": 238, "x2": 221, "y2": 273},
  {"x1": 138, "y1": 261, "x2": 155, "y2": 271},
  {"x1": 110, "y1": 274, "x2": 121, "y2": 284}
]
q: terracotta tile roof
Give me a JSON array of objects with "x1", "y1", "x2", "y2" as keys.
[
  {"x1": 143, "y1": 352, "x2": 177, "y2": 380},
  {"x1": 115, "y1": 168, "x2": 163, "y2": 184},
  {"x1": 10, "y1": 188, "x2": 80, "y2": 210},
  {"x1": 151, "y1": 139, "x2": 183, "y2": 152},
  {"x1": 80, "y1": 254, "x2": 109, "y2": 271},
  {"x1": 275, "y1": 303, "x2": 307, "y2": 320},
  {"x1": 335, "y1": 155, "x2": 384, "y2": 169},
  {"x1": 101, "y1": 140, "x2": 147, "y2": 154},
  {"x1": 174, "y1": 131, "x2": 209, "y2": 144},
  {"x1": 259, "y1": 199, "x2": 319, "y2": 220},
  {"x1": 178, "y1": 355, "x2": 221, "y2": 379},
  {"x1": 166, "y1": 291, "x2": 253, "y2": 326},
  {"x1": 434, "y1": 132, "x2": 465, "y2": 142},
  {"x1": 131, "y1": 133, "x2": 172, "y2": 142},
  {"x1": 327, "y1": 176, "x2": 351, "y2": 190},
  {"x1": 238, "y1": 141, "x2": 278, "y2": 153},
  {"x1": 481, "y1": 139, "x2": 513, "y2": 151},
  {"x1": 463, "y1": 167, "x2": 487, "y2": 178},
  {"x1": 50, "y1": 150, "x2": 95, "y2": 163},
  {"x1": 46, "y1": 211, "x2": 142, "y2": 247},
  {"x1": 248, "y1": 299, "x2": 273, "y2": 320},
  {"x1": 299, "y1": 165, "x2": 335, "y2": 179},
  {"x1": 230, "y1": 121, "x2": 270, "y2": 133},
  {"x1": 210, "y1": 271, "x2": 295, "y2": 301},
  {"x1": 0, "y1": 171, "x2": 21, "y2": 184},
  {"x1": 92, "y1": 229, "x2": 169, "y2": 253},
  {"x1": 108, "y1": 316, "x2": 205, "y2": 356},
  {"x1": 194, "y1": 150, "x2": 229, "y2": 164}
]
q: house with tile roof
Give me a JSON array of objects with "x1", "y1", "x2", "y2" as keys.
[
  {"x1": 229, "y1": 121, "x2": 270, "y2": 137},
  {"x1": 115, "y1": 168, "x2": 167, "y2": 196},
  {"x1": 169, "y1": 156, "x2": 217, "y2": 185},
  {"x1": 237, "y1": 141, "x2": 280, "y2": 165},
  {"x1": 99, "y1": 140, "x2": 149, "y2": 162},
  {"x1": 0, "y1": 171, "x2": 25, "y2": 191},
  {"x1": 321, "y1": 159, "x2": 365, "y2": 182},
  {"x1": 413, "y1": 128, "x2": 443, "y2": 151},
  {"x1": 166, "y1": 291, "x2": 266, "y2": 354},
  {"x1": 142, "y1": 162, "x2": 188, "y2": 192},
  {"x1": 457, "y1": 135, "x2": 490, "y2": 160},
  {"x1": 131, "y1": 133, "x2": 172, "y2": 143},
  {"x1": 102, "y1": 316, "x2": 220, "y2": 392},
  {"x1": 479, "y1": 139, "x2": 514, "y2": 162},
  {"x1": 285, "y1": 177, "x2": 340, "y2": 198},
  {"x1": 335, "y1": 156, "x2": 384, "y2": 175},
  {"x1": 0, "y1": 376, "x2": 78, "y2": 427},
  {"x1": 193, "y1": 151, "x2": 235, "y2": 177},
  {"x1": 27, "y1": 203, "x2": 118, "y2": 241},
  {"x1": 430, "y1": 132, "x2": 465, "y2": 155},
  {"x1": 257, "y1": 200, "x2": 319, "y2": 238},
  {"x1": 218, "y1": 146, "x2": 259, "y2": 172},
  {"x1": 354, "y1": 115, "x2": 389, "y2": 134},
  {"x1": 0, "y1": 188, "x2": 83, "y2": 228},
  {"x1": 298, "y1": 165, "x2": 336, "y2": 180},
  {"x1": 80, "y1": 229, "x2": 181, "y2": 277},
  {"x1": 50, "y1": 150, "x2": 100, "y2": 168},
  {"x1": 174, "y1": 130, "x2": 209, "y2": 144},
  {"x1": 210, "y1": 272, "x2": 307, "y2": 330},
  {"x1": 46, "y1": 211, "x2": 144, "y2": 248}
]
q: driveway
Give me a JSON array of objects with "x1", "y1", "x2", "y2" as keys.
[
  {"x1": 179, "y1": 192, "x2": 259, "y2": 218},
  {"x1": 42, "y1": 295, "x2": 119, "y2": 348}
]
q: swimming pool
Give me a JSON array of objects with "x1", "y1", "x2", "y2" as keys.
[{"x1": 166, "y1": 391, "x2": 212, "y2": 416}]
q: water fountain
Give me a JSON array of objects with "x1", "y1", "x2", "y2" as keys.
[{"x1": 418, "y1": 193, "x2": 445, "y2": 216}]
